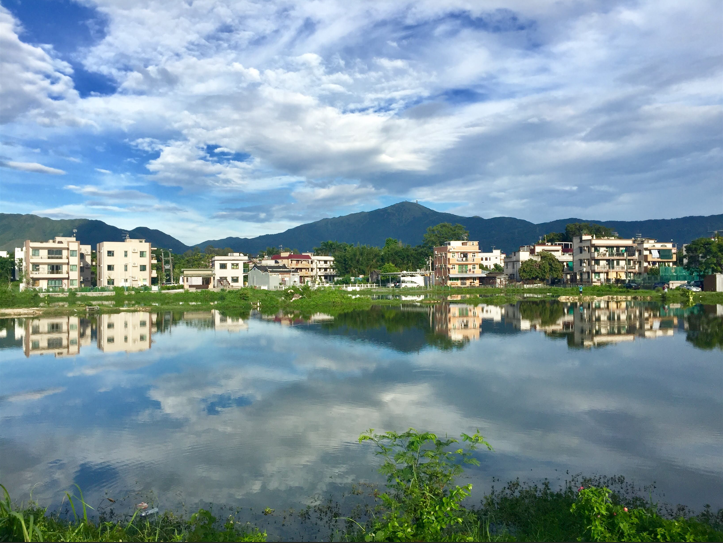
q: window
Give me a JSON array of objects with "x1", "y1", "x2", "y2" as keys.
[
  {"x1": 31, "y1": 340, "x2": 40, "y2": 350},
  {"x1": 107, "y1": 250, "x2": 114, "y2": 257},
  {"x1": 124, "y1": 336, "x2": 128, "y2": 343},
  {"x1": 231, "y1": 263, "x2": 239, "y2": 269},
  {"x1": 47, "y1": 338, "x2": 63, "y2": 349},
  {"x1": 48, "y1": 249, "x2": 63, "y2": 259},
  {"x1": 70, "y1": 250, "x2": 77, "y2": 257},
  {"x1": 70, "y1": 339, "x2": 78, "y2": 346},
  {"x1": 48, "y1": 322, "x2": 62, "y2": 333},
  {"x1": 107, "y1": 336, "x2": 115, "y2": 344},
  {"x1": 32, "y1": 249, "x2": 39, "y2": 256},
  {"x1": 140, "y1": 320, "x2": 147, "y2": 327},
  {"x1": 107, "y1": 265, "x2": 114, "y2": 271},
  {"x1": 107, "y1": 279, "x2": 114, "y2": 286},
  {"x1": 70, "y1": 280, "x2": 77, "y2": 287},
  {"x1": 219, "y1": 263, "x2": 227, "y2": 269},
  {"x1": 32, "y1": 324, "x2": 40, "y2": 334},
  {"x1": 124, "y1": 251, "x2": 128, "y2": 257},
  {"x1": 231, "y1": 276, "x2": 239, "y2": 283},
  {"x1": 32, "y1": 264, "x2": 40, "y2": 272},
  {"x1": 140, "y1": 251, "x2": 147, "y2": 258},
  {"x1": 49, "y1": 264, "x2": 62, "y2": 274},
  {"x1": 70, "y1": 324, "x2": 77, "y2": 331},
  {"x1": 123, "y1": 264, "x2": 128, "y2": 271},
  {"x1": 80, "y1": 253, "x2": 85, "y2": 260},
  {"x1": 48, "y1": 279, "x2": 62, "y2": 287},
  {"x1": 140, "y1": 265, "x2": 146, "y2": 271},
  {"x1": 107, "y1": 322, "x2": 115, "y2": 329},
  {"x1": 140, "y1": 334, "x2": 147, "y2": 341},
  {"x1": 70, "y1": 265, "x2": 77, "y2": 271}
]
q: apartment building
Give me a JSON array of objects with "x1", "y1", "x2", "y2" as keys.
[
  {"x1": 504, "y1": 242, "x2": 573, "y2": 282},
  {"x1": 311, "y1": 255, "x2": 336, "y2": 284},
  {"x1": 19, "y1": 236, "x2": 91, "y2": 290},
  {"x1": 211, "y1": 253, "x2": 248, "y2": 288},
  {"x1": 97, "y1": 238, "x2": 157, "y2": 287},
  {"x1": 433, "y1": 240, "x2": 489, "y2": 287},
  {"x1": 572, "y1": 235, "x2": 676, "y2": 284},
  {"x1": 269, "y1": 253, "x2": 314, "y2": 284}
]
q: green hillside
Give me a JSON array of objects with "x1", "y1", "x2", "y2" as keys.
[
  {"x1": 0, "y1": 214, "x2": 190, "y2": 253},
  {"x1": 194, "y1": 202, "x2": 723, "y2": 254}
]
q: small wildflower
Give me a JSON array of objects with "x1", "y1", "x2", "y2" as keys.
[
  {"x1": 624, "y1": 507, "x2": 628, "y2": 512},
  {"x1": 613, "y1": 512, "x2": 617, "y2": 516},
  {"x1": 578, "y1": 486, "x2": 584, "y2": 492}
]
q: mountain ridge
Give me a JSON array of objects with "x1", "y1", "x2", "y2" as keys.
[{"x1": 2, "y1": 203, "x2": 722, "y2": 255}]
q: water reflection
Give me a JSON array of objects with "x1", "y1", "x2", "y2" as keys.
[{"x1": 0, "y1": 301, "x2": 721, "y2": 539}]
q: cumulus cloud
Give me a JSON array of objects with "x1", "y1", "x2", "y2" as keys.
[
  {"x1": 1, "y1": 161, "x2": 66, "y2": 175},
  {"x1": 2, "y1": 0, "x2": 722, "y2": 234}
]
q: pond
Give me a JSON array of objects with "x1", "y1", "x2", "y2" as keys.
[{"x1": 1, "y1": 301, "x2": 721, "y2": 537}]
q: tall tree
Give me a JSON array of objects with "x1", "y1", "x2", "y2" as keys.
[
  {"x1": 518, "y1": 251, "x2": 563, "y2": 282},
  {"x1": 684, "y1": 235, "x2": 723, "y2": 275},
  {"x1": 421, "y1": 223, "x2": 469, "y2": 253}
]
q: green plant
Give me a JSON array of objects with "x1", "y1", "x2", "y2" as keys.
[{"x1": 357, "y1": 428, "x2": 492, "y2": 542}]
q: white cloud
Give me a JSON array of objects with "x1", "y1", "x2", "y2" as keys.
[{"x1": 1, "y1": 161, "x2": 66, "y2": 175}]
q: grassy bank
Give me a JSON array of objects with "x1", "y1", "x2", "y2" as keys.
[
  {"x1": 1, "y1": 284, "x2": 721, "y2": 320},
  {"x1": 3, "y1": 430, "x2": 722, "y2": 542}
]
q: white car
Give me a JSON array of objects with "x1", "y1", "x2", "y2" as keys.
[{"x1": 678, "y1": 284, "x2": 702, "y2": 292}]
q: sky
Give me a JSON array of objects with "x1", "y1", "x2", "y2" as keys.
[{"x1": 0, "y1": 0, "x2": 721, "y2": 245}]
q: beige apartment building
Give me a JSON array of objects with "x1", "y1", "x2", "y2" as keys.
[
  {"x1": 572, "y1": 235, "x2": 676, "y2": 284},
  {"x1": 97, "y1": 238, "x2": 157, "y2": 287},
  {"x1": 433, "y1": 303, "x2": 503, "y2": 342},
  {"x1": 97, "y1": 312, "x2": 153, "y2": 353},
  {"x1": 212, "y1": 253, "x2": 249, "y2": 288},
  {"x1": 267, "y1": 253, "x2": 314, "y2": 284},
  {"x1": 19, "y1": 236, "x2": 91, "y2": 290},
  {"x1": 433, "y1": 240, "x2": 489, "y2": 287},
  {"x1": 311, "y1": 255, "x2": 336, "y2": 284}
]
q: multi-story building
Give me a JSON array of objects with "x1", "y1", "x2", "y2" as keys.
[
  {"x1": 211, "y1": 253, "x2": 249, "y2": 288},
  {"x1": 572, "y1": 236, "x2": 676, "y2": 284},
  {"x1": 248, "y1": 265, "x2": 300, "y2": 290},
  {"x1": 18, "y1": 236, "x2": 91, "y2": 290},
  {"x1": 504, "y1": 243, "x2": 573, "y2": 282},
  {"x1": 311, "y1": 255, "x2": 336, "y2": 284},
  {"x1": 269, "y1": 253, "x2": 314, "y2": 284},
  {"x1": 97, "y1": 238, "x2": 157, "y2": 287},
  {"x1": 97, "y1": 312, "x2": 153, "y2": 353},
  {"x1": 433, "y1": 240, "x2": 489, "y2": 287},
  {"x1": 433, "y1": 303, "x2": 502, "y2": 342}
]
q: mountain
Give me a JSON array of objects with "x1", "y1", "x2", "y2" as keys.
[
  {"x1": 3, "y1": 204, "x2": 722, "y2": 256},
  {"x1": 0, "y1": 214, "x2": 190, "y2": 253},
  {"x1": 194, "y1": 202, "x2": 723, "y2": 254}
]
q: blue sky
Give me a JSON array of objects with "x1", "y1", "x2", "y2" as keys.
[{"x1": 0, "y1": 0, "x2": 721, "y2": 245}]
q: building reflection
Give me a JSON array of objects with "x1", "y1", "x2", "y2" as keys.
[
  {"x1": 23, "y1": 313, "x2": 154, "y2": 357},
  {"x1": 433, "y1": 303, "x2": 502, "y2": 342},
  {"x1": 212, "y1": 310, "x2": 248, "y2": 332}
]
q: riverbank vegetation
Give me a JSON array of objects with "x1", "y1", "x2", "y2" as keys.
[{"x1": 2, "y1": 429, "x2": 722, "y2": 542}]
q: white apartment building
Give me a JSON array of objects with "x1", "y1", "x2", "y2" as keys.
[
  {"x1": 211, "y1": 253, "x2": 249, "y2": 288},
  {"x1": 23, "y1": 315, "x2": 90, "y2": 357},
  {"x1": 504, "y1": 243, "x2": 573, "y2": 282},
  {"x1": 18, "y1": 236, "x2": 91, "y2": 290},
  {"x1": 479, "y1": 249, "x2": 504, "y2": 270},
  {"x1": 97, "y1": 238, "x2": 157, "y2": 287},
  {"x1": 310, "y1": 255, "x2": 336, "y2": 284}
]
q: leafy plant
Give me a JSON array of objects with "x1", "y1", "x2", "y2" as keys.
[{"x1": 357, "y1": 428, "x2": 492, "y2": 542}]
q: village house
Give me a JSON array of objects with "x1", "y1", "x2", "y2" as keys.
[
  {"x1": 211, "y1": 253, "x2": 249, "y2": 288},
  {"x1": 18, "y1": 236, "x2": 91, "y2": 290},
  {"x1": 97, "y1": 238, "x2": 157, "y2": 288},
  {"x1": 433, "y1": 240, "x2": 491, "y2": 287},
  {"x1": 248, "y1": 264, "x2": 300, "y2": 290}
]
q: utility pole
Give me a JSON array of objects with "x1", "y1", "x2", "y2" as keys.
[
  {"x1": 160, "y1": 250, "x2": 166, "y2": 285},
  {"x1": 169, "y1": 250, "x2": 174, "y2": 284}
]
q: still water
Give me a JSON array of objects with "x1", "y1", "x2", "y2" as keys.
[{"x1": 1, "y1": 301, "x2": 722, "y2": 530}]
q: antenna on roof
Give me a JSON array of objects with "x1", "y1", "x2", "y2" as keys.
[{"x1": 72, "y1": 228, "x2": 77, "y2": 239}]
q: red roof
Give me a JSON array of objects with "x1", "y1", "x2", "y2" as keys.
[{"x1": 270, "y1": 254, "x2": 311, "y2": 260}]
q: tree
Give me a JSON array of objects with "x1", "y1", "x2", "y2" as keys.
[
  {"x1": 312, "y1": 241, "x2": 352, "y2": 256},
  {"x1": 647, "y1": 266, "x2": 660, "y2": 277},
  {"x1": 518, "y1": 251, "x2": 563, "y2": 282},
  {"x1": 684, "y1": 235, "x2": 723, "y2": 275},
  {"x1": 381, "y1": 262, "x2": 399, "y2": 273},
  {"x1": 543, "y1": 223, "x2": 617, "y2": 243},
  {"x1": 0, "y1": 256, "x2": 13, "y2": 284},
  {"x1": 422, "y1": 223, "x2": 469, "y2": 253}
]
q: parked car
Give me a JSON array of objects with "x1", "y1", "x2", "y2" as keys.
[
  {"x1": 691, "y1": 280, "x2": 704, "y2": 289},
  {"x1": 625, "y1": 282, "x2": 641, "y2": 290},
  {"x1": 678, "y1": 283, "x2": 702, "y2": 292}
]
